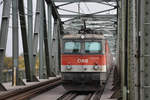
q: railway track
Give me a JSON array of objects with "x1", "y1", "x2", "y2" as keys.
[
  {"x1": 57, "y1": 86, "x2": 105, "y2": 100},
  {"x1": 0, "y1": 77, "x2": 62, "y2": 100},
  {"x1": 57, "y1": 91, "x2": 79, "y2": 100},
  {"x1": 92, "y1": 87, "x2": 105, "y2": 100}
]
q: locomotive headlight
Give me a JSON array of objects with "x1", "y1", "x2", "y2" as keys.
[
  {"x1": 93, "y1": 65, "x2": 99, "y2": 70},
  {"x1": 81, "y1": 35, "x2": 85, "y2": 39},
  {"x1": 66, "y1": 65, "x2": 72, "y2": 70}
]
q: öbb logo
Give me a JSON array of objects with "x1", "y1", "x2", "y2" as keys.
[{"x1": 77, "y1": 58, "x2": 88, "y2": 63}]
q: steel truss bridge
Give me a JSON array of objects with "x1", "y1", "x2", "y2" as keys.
[{"x1": 0, "y1": 0, "x2": 149, "y2": 100}]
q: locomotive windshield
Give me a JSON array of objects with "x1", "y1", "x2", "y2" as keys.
[
  {"x1": 85, "y1": 42, "x2": 102, "y2": 53},
  {"x1": 64, "y1": 41, "x2": 81, "y2": 53},
  {"x1": 63, "y1": 40, "x2": 102, "y2": 54}
]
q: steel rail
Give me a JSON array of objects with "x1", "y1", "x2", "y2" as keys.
[
  {"x1": 84, "y1": 93, "x2": 93, "y2": 100},
  {"x1": 57, "y1": 91, "x2": 72, "y2": 100},
  {"x1": 7, "y1": 80, "x2": 62, "y2": 100},
  {"x1": 0, "y1": 77, "x2": 61, "y2": 100},
  {"x1": 92, "y1": 70, "x2": 112, "y2": 100},
  {"x1": 57, "y1": 89, "x2": 105, "y2": 100},
  {"x1": 66, "y1": 92, "x2": 78, "y2": 100},
  {"x1": 57, "y1": 91, "x2": 78, "y2": 100}
]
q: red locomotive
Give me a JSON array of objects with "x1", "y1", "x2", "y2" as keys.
[{"x1": 61, "y1": 30, "x2": 113, "y2": 91}]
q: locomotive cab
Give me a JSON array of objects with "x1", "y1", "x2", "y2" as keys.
[{"x1": 61, "y1": 34, "x2": 112, "y2": 91}]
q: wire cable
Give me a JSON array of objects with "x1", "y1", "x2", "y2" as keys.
[{"x1": 84, "y1": 2, "x2": 91, "y2": 13}]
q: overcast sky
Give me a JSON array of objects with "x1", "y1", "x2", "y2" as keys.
[{"x1": 0, "y1": 0, "x2": 116, "y2": 57}]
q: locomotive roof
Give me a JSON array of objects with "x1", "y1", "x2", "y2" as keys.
[{"x1": 62, "y1": 34, "x2": 105, "y2": 39}]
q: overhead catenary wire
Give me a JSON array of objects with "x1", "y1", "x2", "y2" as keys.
[
  {"x1": 84, "y1": 2, "x2": 91, "y2": 13},
  {"x1": 7, "y1": 6, "x2": 49, "y2": 30}
]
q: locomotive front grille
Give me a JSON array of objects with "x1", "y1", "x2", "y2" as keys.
[{"x1": 62, "y1": 72, "x2": 101, "y2": 82}]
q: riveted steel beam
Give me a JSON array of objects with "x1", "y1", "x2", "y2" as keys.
[
  {"x1": 45, "y1": 0, "x2": 63, "y2": 36},
  {"x1": 120, "y1": 0, "x2": 127, "y2": 99},
  {"x1": 62, "y1": 7, "x2": 116, "y2": 22},
  {"x1": 39, "y1": 0, "x2": 46, "y2": 79},
  {"x1": 12, "y1": 0, "x2": 19, "y2": 86},
  {"x1": 32, "y1": 0, "x2": 41, "y2": 78},
  {"x1": 47, "y1": 3, "x2": 56, "y2": 76},
  {"x1": 60, "y1": 14, "x2": 116, "y2": 19},
  {"x1": 42, "y1": 0, "x2": 52, "y2": 78},
  {"x1": 19, "y1": 0, "x2": 38, "y2": 82},
  {"x1": 45, "y1": 0, "x2": 61, "y2": 21},
  {"x1": 114, "y1": 0, "x2": 122, "y2": 99},
  {"x1": 0, "y1": 0, "x2": 11, "y2": 91},
  {"x1": 57, "y1": 2, "x2": 75, "y2": 7},
  {"x1": 12, "y1": 0, "x2": 25, "y2": 86},
  {"x1": 127, "y1": 0, "x2": 139, "y2": 100},
  {"x1": 58, "y1": 8, "x2": 85, "y2": 14},
  {"x1": 52, "y1": 0, "x2": 116, "y2": 2},
  {"x1": 27, "y1": 0, "x2": 36, "y2": 79},
  {"x1": 51, "y1": 20, "x2": 60, "y2": 75},
  {"x1": 96, "y1": 2, "x2": 116, "y2": 7},
  {"x1": 18, "y1": 0, "x2": 31, "y2": 82},
  {"x1": 139, "y1": 0, "x2": 145, "y2": 100},
  {"x1": 140, "y1": 0, "x2": 150, "y2": 100}
]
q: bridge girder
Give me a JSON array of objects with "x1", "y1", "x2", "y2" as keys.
[
  {"x1": 45, "y1": 0, "x2": 61, "y2": 21},
  {"x1": 52, "y1": 0, "x2": 116, "y2": 2},
  {"x1": 60, "y1": 14, "x2": 116, "y2": 19}
]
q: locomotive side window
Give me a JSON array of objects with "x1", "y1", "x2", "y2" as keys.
[
  {"x1": 64, "y1": 41, "x2": 81, "y2": 53},
  {"x1": 85, "y1": 42, "x2": 102, "y2": 53}
]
